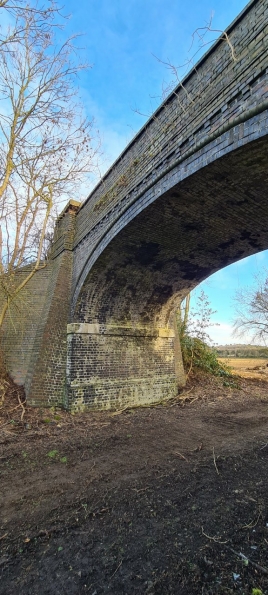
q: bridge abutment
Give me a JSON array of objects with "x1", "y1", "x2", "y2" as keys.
[
  {"x1": 25, "y1": 200, "x2": 80, "y2": 407},
  {"x1": 66, "y1": 322, "x2": 185, "y2": 411}
]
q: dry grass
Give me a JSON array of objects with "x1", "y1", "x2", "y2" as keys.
[{"x1": 219, "y1": 357, "x2": 268, "y2": 380}]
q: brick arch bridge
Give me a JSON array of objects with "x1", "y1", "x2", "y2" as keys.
[{"x1": 2, "y1": 0, "x2": 268, "y2": 410}]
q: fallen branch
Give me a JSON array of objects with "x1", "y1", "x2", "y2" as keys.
[{"x1": 17, "y1": 393, "x2": 26, "y2": 421}]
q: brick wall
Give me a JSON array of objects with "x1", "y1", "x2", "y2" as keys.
[
  {"x1": 25, "y1": 202, "x2": 80, "y2": 407},
  {"x1": 0, "y1": 202, "x2": 80, "y2": 407},
  {"x1": 0, "y1": 266, "x2": 51, "y2": 386},
  {"x1": 66, "y1": 323, "x2": 182, "y2": 411}
]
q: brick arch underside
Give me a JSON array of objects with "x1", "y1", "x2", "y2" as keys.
[
  {"x1": 67, "y1": 136, "x2": 268, "y2": 411},
  {"x1": 74, "y1": 136, "x2": 268, "y2": 328}
]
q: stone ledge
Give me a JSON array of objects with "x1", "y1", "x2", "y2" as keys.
[{"x1": 67, "y1": 323, "x2": 175, "y2": 338}]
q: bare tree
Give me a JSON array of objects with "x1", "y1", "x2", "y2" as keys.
[
  {"x1": 0, "y1": 3, "x2": 99, "y2": 327},
  {"x1": 0, "y1": 0, "x2": 62, "y2": 48},
  {"x1": 179, "y1": 290, "x2": 217, "y2": 345},
  {"x1": 177, "y1": 290, "x2": 226, "y2": 379},
  {"x1": 233, "y1": 274, "x2": 268, "y2": 343}
]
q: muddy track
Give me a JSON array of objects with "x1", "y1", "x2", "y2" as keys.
[{"x1": 0, "y1": 376, "x2": 268, "y2": 594}]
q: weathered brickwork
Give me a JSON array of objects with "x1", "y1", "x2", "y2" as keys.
[
  {"x1": 66, "y1": 324, "x2": 181, "y2": 411},
  {"x1": 73, "y1": 114, "x2": 268, "y2": 309},
  {"x1": 1, "y1": 0, "x2": 268, "y2": 410},
  {"x1": 0, "y1": 266, "x2": 51, "y2": 386},
  {"x1": 72, "y1": 0, "x2": 268, "y2": 301},
  {"x1": 24, "y1": 202, "x2": 81, "y2": 407},
  {"x1": 70, "y1": 135, "x2": 268, "y2": 411}
]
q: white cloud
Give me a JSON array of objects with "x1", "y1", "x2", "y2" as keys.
[
  {"x1": 99, "y1": 126, "x2": 135, "y2": 173},
  {"x1": 209, "y1": 323, "x2": 235, "y2": 345},
  {"x1": 209, "y1": 322, "x2": 267, "y2": 346}
]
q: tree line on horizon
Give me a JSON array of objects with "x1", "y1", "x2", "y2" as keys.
[{"x1": 215, "y1": 345, "x2": 268, "y2": 359}]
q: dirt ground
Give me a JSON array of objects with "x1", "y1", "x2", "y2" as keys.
[{"x1": 1, "y1": 373, "x2": 268, "y2": 595}]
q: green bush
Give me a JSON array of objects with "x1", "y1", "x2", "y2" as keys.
[
  {"x1": 177, "y1": 290, "x2": 236, "y2": 383},
  {"x1": 181, "y1": 335, "x2": 232, "y2": 378}
]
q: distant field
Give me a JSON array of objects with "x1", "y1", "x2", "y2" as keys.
[{"x1": 219, "y1": 357, "x2": 268, "y2": 380}]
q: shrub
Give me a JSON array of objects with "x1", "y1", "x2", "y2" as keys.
[{"x1": 181, "y1": 335, "x2": 232, "y2": 378}]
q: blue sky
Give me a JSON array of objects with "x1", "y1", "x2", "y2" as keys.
[
  {"x1": 62, "y1": 0, "x2": 267, "y2": 344},
  {"x1": 65, "y1": 0, "x2": 252, "y2": 163}
]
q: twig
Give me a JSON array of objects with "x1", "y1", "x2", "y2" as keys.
[
  {"x1": 201, "y1": 527, "x2": 228, "y2": 544},
  {"x1": 242, "y1": 507, "x2": 262, "y2": 529},
  {"x1": 188, "y1": 395, "x2": 202, "y2": 406},
  {"x1": 212, "y1": 446, "x2": 220, "y2": 475},
  {"x1": 191, "y1": 442, "x2": 203, "y2": 453},
  {"x1": 174, "y1": 451, "x2": 189, "y2": 462},
  {"x1": 0, "y1": 533, "x2": 8, "y2": 540},
  {"x1": 133, "y1": 486, "x2": 149, "y2": 493},
  {"x1": 1, "y1": 428, "x2": 16, "y2": 435},
  {"x1": 260, "y1": 442, "x2": 268, "y2": 450},
  {"x1": 110, "y1": 406, "x2": 129, "y2": 416},
  {"x1": 110, "y1": 560, "x2": 122, "y2": 579},
  {"x1": 178, "y1": 387, "x2": 194, "y2": 400},
  {"x1": 0, "y1": 420, "x2": 15, "y2": 428},
  {"x1": 17, "y1": 393, "x2": 26, "y2": 421},
  {"x1": 225, "y1": 545, "x2": 268, "y2": 575},
  {"x1": 6, "y1": 403, "x2": 24, "y2": 413}
]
